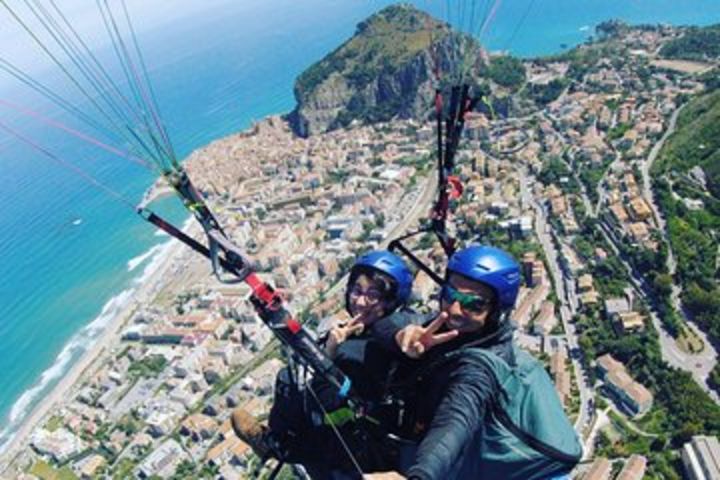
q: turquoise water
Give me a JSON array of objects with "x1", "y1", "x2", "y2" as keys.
[{"x1": 0, "y1": 0, "x2": 719, "y2": 452}]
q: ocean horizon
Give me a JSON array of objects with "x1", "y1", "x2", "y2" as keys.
[{"x1": 1, "y1": 0, "x2": 719, "y2": 455}]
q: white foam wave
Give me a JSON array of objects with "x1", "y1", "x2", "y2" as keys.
[
  {"x1": 127, "y1": 244, "x2": 165, "y2": 272},
  {"x1": 134, "y1": 241, "x2": 175, "y2": 286},
  {"x1": 8, "y1": 289, "x2": 133, "y2": 424},
  {"x1": 579, "y1": 25, "x2": 590, "y2": 32},
  {"x1": 133, "y1": 216, "x2": 193, "y2": 286},
  {"x1": 0, "y1": 214, "x2": 193, "y2": 455},
  {"x1": 0, "y1": 287, "x2": 135, "y2": 456}
]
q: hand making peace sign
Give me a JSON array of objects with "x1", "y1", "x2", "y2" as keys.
[
  {"x1": 325, "y1": 314, "x2": 366, "y2": 358},
  {"x1": 395, "y1": 312, "x2": 459, "y2": 359}
]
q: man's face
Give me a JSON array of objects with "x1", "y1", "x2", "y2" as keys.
[{"x1": 440, "y1": 273, "x2": 496, "y2": 334}]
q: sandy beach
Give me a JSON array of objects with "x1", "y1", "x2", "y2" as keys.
[{"x1": 0, "y1": 221, "x2": 202, "y2": 473}]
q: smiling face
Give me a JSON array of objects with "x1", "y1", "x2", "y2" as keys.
[
  {"x1": 347, "y1": 273, "x2": 390, "y2": 324},
  {"x1": 440, "y1": 273, "x2": 497, "y2": 334}
]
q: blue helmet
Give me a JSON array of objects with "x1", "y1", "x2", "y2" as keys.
[
  {"x1": 446, "y1": 245, "x2": 521, "y2": 311},
  {"x1": 347, "y1": 250, "x2": 413, "y2": 313}
]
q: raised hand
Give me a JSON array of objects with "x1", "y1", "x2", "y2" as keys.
[
  {"x1": 325, "y1": 315, "x2": 365, "y2": 358},
  {"x1": 395, "y1": 312, "x2": 459, "y2": 359}
]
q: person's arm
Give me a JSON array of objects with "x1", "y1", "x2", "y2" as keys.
[
  {"x1": 370, "y1": 310, "x2": 429, "y2": 353},
  {"x1": 406, "y1": 357, "x2": 499, "y2": 480}
]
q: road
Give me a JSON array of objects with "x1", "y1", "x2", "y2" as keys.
[
  {"x1": 546, "y1": 100, "x2": 718, "y2": 401},
  {"x1": 583, "y1": 407, "x2": 610, "y2": 460},
  {"x1": 519, "y1": 168, "x2": 594, "y2": 436},
  {"x1": 638, "y1": 104, "x2": 715, "y2": 365},
  {"x1": 641, "y1": 105, "x2": 684, "y2": 232},
  {"x1": 597, "y1": 221, "x2": 718, "y2": 401},
  {"x1": 637, "y1": 104, "x2": 718, "y2": 398}
]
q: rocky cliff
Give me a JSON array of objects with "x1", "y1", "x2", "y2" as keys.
[{"x1": 287, "y1": 4, "x2": 486, "y2": 137}]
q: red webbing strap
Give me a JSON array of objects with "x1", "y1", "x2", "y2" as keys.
[
  {"x1": 244, "y1": 273, "x2": 301, "y2": 334},
  {"x1": 245, "y1": 272, "x2": 276, "y2": 304}
]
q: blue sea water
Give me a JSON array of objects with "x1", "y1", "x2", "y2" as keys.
[{"x1": 0, "y1": 0, "x2": 719, "y2": 453}]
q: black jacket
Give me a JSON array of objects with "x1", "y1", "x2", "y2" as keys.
[{"x1": 377, "y1": 313, "x2": 516, "y2": 480}]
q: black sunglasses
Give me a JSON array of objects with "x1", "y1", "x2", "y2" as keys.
[{"x1": 441, "y1": 284, "x2": 492, "y2": 312}]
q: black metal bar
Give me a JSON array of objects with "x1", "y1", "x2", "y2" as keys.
[
  {"x1": 267, "y1": 460, "x2": 285, "y2": 480},
  {"x1": 139, "y1": 208, "x2": 211, "y2": 259},
  {"x1": 388, "y1": 238, "x2": 444, "y2": 286},
  {"x1": 139, "y1": 206, "x2": 361, "y2": 407}
]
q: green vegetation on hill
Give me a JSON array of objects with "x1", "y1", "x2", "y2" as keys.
[
  {"x1": 652, "y1": 90, "x2": 720, "y2": 369},
  {"x1": 486, "y1": 55, "x2": 526, "y2": 90},
  {"x1": 528, "y1": 78, "x2": 568, "y2": 105},
  {"x1": 294, "y1": 5, "x2": 447, "y2": 101},
  {"x1": 660, "y1": 24, "x2": 720, "y2": 61},
  {"x1": 654, "y1": 90, "x2": 720, "y2": 198},
  {"x1": 571, "y1": 216, "x2": 720, "y2": 452}
]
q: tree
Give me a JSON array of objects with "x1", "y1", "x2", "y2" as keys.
[
  {"x1": 653, "y1": 273, "x2": 673, "y2": 297},
  {"x1": 487, "y1": 56, "x2": 526, "y2": 89},
  {"x1": 171, "y1": 460, "x2": 196, "y2": 480},
  {"x1": 376, "y1": 212, "x2": 385, "y2": 228}
]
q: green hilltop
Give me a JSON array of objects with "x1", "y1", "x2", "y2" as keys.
[{"x1": 294, "y1": 4, "x2": 448, "y2": 101}]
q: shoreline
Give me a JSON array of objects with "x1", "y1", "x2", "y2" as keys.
[{"x1": 0, "y1": 220, "x2": 199, "y2": 472}]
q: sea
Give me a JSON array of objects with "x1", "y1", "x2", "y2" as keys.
[{"x1": 1, "y1": 0, "x2": 719, "y2": 455}]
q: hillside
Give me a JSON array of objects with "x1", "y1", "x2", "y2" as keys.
[
  {"x1": 652, "y1": 90, "x2": 720, "y2": 344},
  {"x1": 286, "y1": 4, "x2": 486, "y2": 137},
  {"x1": 654, "y1": 90, "x2": 720, "y2": 198},
  {"x1": 660, "y1": 23, "x2": 720, "y2": 61}
]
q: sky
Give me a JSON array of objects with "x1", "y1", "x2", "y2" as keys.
[{"x1": 0, "y1": 0, "x2": 242, "y2": 92}]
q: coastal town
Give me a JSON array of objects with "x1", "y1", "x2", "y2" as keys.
[{"x1": 2, "y1": 15, "x2": 720, "y2": 480}]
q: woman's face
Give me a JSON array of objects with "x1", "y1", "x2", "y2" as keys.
[{"x1": 348, "y1": 273, "x2": 388, "y2": 324}]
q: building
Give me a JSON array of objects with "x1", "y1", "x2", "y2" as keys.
[
  {"x1": 596, "y1": 354, "x2": 653, "y2": 417},
  {"x1": 324, "y1": 216, "x2": 358, "y2": 240},
  {"x1": 628, "y1": 222, "x2": 650, "y2": 243},
  {"x1": 522, "y1": 252, "x2": 537, "y2": 285},
  {"x1": 550, "y1": 351, "x2": 571, "y2": 406},
  {"x1": 616, "y1": 311, "x2": 645, "y2": 333},
  {"x1": 180, "y1": 413, "x2": 218, "y2": 442},
  {"x1": 577, "y1": 274, "x2": 594, "y2": 293},
  {"x1": 510, "y1": 216, "x2": 533, "y2": 238},
  {"x1": 616, "y1": 454, "x2": 647, "y2": 480},
  {"x1": 74, "y1": 454, "x2": 106, "y2": 479},
  {"x1": 604, "y1": 297, "x2": 631, "y2": 318},
  {"x1": 511, "y1": 283, "x2": 550, "y2": 328},
  {"x1": 579, "y1": 290, "x2": 600, "y2": 308},
  {"x1": 31, "y1": 428, "x2": 86, "y2": 463},
  {"x1": 610, "y1": 203, "x2": 629, "y2": 223},
  {"x1": 206, "y1": 436, "x2": 251, "y2": 469},
  {"x1": 141, "y1": 327, "x2": 188, "y2": 345},
  {"x1": 628, "y1": 197, "x2": 652, "y2": 221},
  {"x1": 530, "y1": 260, "x2": 546, "y2": 288},
  {"x1": 583, "y1": 457, "x2": 611, "y2": 480},
  {"x1": 533, "y1": 301, "x2": 558, "y2": 336},
  {"x1": 413, "y1": 270, "x2": 438, "y2": 304},
  {"x1": 682, "y1": 435, "x2": 720, "y2": 480},
  {"x1": 136, "y1": 439, "x2": 189, "y2": 479},
  {"x1": 550, "y1": 196, "x2": 567, "y2": 216}
]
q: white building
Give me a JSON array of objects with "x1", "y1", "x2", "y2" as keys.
[
  {"x1": 31, "y1": 428, "x2": 85, "y2": 463},
  {"x1": 682, "y1": 435, "x2": 720, "y2": 480},
  {"x1": 136, "y1": 439, "x2": 189, "y2": 479}
]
